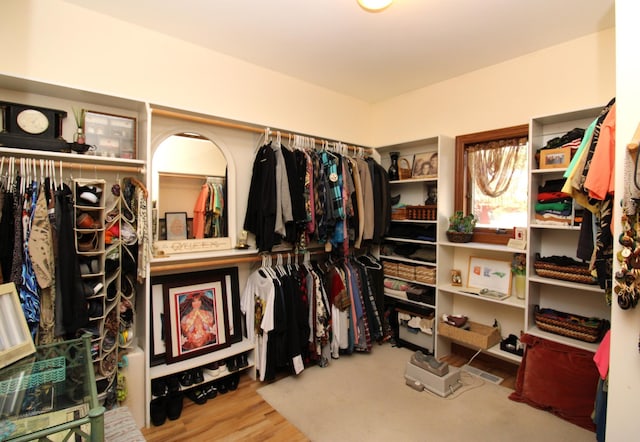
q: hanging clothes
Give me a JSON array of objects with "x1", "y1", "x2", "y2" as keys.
[{"x1": 244, "y1": 143, "x2": 277, "y2": 252}]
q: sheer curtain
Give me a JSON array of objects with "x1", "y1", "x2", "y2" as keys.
[{"x1": 468, "y1": 137, "x2": 527, "y2": 197}]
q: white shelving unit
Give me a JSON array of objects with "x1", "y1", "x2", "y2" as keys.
[
  {"x1": 377, "y1": 136, "x2": 454, "y2": 353},
  {"x1": 0, "y1": 73, "x2": 256, "y2": 427},
  {"x1": 526, "y1": 106, "x2": 611, "y2": 353}
]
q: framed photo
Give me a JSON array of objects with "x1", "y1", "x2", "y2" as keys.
[
  {"x1": 165, "y1": 212, "x2": 188, "y2": 241},
  {"x1": 412, "y1": 151, "x2": 438, "y2": 178},
  {"x1": 467, "y1": 256, "x2": 512, "y2": 295},
  {"x1": 149, "y1": 283, "x2": 166, "y2": 366},
  {"x1": 539, "y1": 147, "x2": 571, "y2": 169},
  {"x1": 425, "y1": 184, "x2": 438, "y2": 205},
  {"x1": 0, "y1": 282, "x2": 36, "y2": 369},
  {"x1": 161, "y1": 270, "x2": 234, "y2": 364},
  {"x1": 83, "y1": 110, "x2": 136, "y2": 159}
]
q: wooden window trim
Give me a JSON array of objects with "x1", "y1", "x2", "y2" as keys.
[{"x1": 454, "y1": 124, "x2": 529, "y2": 245}]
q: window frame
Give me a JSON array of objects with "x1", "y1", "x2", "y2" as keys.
[{"x1": 454, "y1": 124, "x2": 529, "y2": 245}]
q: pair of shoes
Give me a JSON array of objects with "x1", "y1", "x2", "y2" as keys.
[
  {"x1": 151, "y1": 378, "x2": 168, "y2": 397},
  {"x1": 179, "y1": 368, "x2": 204, "y2": 387},
  {"x1": 202, "y1": 383, "x2": 218, "y2": 400},
  {"x1": 227, "y1": 373, "x2": 240, "y2": 391},
  {"x1": 442, "y1": 314, "x2": 468, "y2": 328},
  {"x1": 186, "y1": 388, "x2": 208, "y2": 405},
  {"x1": 150, "y1": 397, "x2": 167, "y2": 426},
  {"x1": 77, "y1": 232, "x2": 99, "y2": 252},
  {"x1": 76, "y1": 212, "x2": 101, "y2": 229},
  {"x1": 237, "y1": 353, "x2": 249, "y2": 369},
  {"x1": 77, "y1": 185, "x2": 103, "y2": 206},
  {"x1": 203, "y1": 361, "x2": 220, "y2": 378},
  {"x1": 79, "y1": 258, "x2": 100, "y2": 275},
  {"x1": 166, "y1": 391, "x2": 183, "y2": 420},
  {"x1": 87, "y1": 300, "x2": 103, "y2": 318},
  {"x1": 410, "y1": 351, "x2": 449, "y2": 377},
  {"x1": 82, "y1": 281, "x2": 103, "y2": 298},
  {"x1": 227, "y1": 357, "x2": 238, "y2": 372}
]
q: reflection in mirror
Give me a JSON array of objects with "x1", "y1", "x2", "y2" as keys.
[{"x1": 152, "y1": 133, "x2": 227, "y2": 241}]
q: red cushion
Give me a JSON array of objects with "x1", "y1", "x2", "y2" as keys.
[{"x1": 508, "y1": 334, "x2": 598, "y2": 431}]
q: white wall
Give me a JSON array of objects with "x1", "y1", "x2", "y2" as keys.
[
  {"x1": 0, "y1": 0, "x2": 371, "y2": 145},
  {"x1": 371, "y1": 29, "x2": 615, "y2": 147},
  {"x1": 608, "y1": 0, "x2": 640, "y2": 438}
]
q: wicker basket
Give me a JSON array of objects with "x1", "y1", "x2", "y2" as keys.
[
  {"x1": 446, "y1": 231, "x2": 473, "y2": 243},
  {"x1": 415, "y1": 265, "x2": 436, "y2": 284},
  {"x1": 398, "y1": 158, "x2": 412, "y2": 180},
  {"x1": 534, "y1": 305, "x2": 608, "y2": 343},
  {"x1": 533, "y1": 260, "x2": 597, "y2": 285},
  {"x1": 391, "y1": 207, "x2": 407, "y2": 220},
  {"x1": 397, "y1": 263, "x2": 416, "y2": 280},
  {"x1": 438, "y1": 320, "x2": 501, "y2": 349},
  {"x1": 383, "y1": 261, "x2": 398, "y2": 277}
]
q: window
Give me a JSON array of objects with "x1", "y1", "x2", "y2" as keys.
[{"x1": 455, "y1": 125, "x2": 529, "y2": 244}]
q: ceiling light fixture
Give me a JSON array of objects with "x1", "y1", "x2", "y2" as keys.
[{"x1": 358, "y1": 0, "x2": 393, "y2": 12}]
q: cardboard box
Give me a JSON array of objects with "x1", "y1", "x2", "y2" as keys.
[{"x1": 438, "y1": 320, "x2": 501, "y2": 350}]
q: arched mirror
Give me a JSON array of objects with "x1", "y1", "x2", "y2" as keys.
[{"x1": 152, "y1": 132, "x2": 232, "y2": 254}]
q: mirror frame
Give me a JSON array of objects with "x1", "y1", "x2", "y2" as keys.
[{"x1": 150, "y1": 123, "x2": 237, "y2": 254}]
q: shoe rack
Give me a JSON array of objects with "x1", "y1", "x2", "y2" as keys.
[
  {"x1": 74, "y1": 177, "x2": 142, "y2": 406},
  {"x1": 74, "y1": 178, "x2": 117, "y2": 403}
]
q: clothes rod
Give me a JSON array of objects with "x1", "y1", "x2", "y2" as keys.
[
  {"x1": 150, "y1": 249, "x2": 325, "y2": 274},
  {"x1": 151, "y1": 108, "x2": 372, "y2": 154},
  {"x1": 0, "y1": 157, "x2": 144, "y2": 174}
]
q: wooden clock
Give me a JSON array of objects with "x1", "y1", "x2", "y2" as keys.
[{"x1": 0, "y1": 101, "x2": 69, "y2": 152}]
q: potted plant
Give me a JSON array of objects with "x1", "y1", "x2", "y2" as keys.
[{"x1": 446, "y1": 211, "x2": 477, "y2": 243}]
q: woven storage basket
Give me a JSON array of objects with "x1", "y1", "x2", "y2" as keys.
[
  {"x1": 397, "y1": 263, "x2": 416, "y2": 280},
  {"x1": 391, "y1": 207, "x2": 407, "y2": 220},
  {"x1": 534, "y1": 305, "x2": 608, "y2": 343},
  {"x1": 534, "y1": 260, "x2": 597, "y2": 285},
  {"x1": 398, "y1": 158, "x2": 412, "y2": 180},
  {"x1": 438, "y1": 320, "x2": 501, "y2": 349},
  {"x1": 415, "y1": 265, "x2": 436, "y2": 284},
  {"x1": 406, "y1": 205, "x2": 437, "y2": 221},
  {"x1": 383, "y1": 261, "x2": 398, "y2": 277}
]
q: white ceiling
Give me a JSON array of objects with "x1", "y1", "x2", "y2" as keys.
[{"x1": 63, "y1": 0, "x2": 615, "y2": 103}]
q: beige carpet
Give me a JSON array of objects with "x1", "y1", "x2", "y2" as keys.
[{"x1": 258, "y1": 344, "x2": 594, "y2": 442}]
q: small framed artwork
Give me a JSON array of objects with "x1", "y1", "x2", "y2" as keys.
[
  {"x1": 467, "y1": 256, "x2": 512, "y2": 295},
  {"x1": 425, "y1": 184, "x2": 438, "y2": 205},
  {"x1": 165, "y1": 212, "x2": 188, "y2": 241},
  {"x1": 149, "y1": 283, "x2": 166, "y2": 366},
  {"x1": 84, "y1": 110, "x2": 136, "y2": 159},
  {"x1": 0, "y1": 282, "x2": 36, "y2": 369},
  {"x1": 539, "y1": 147, "x2": 571, "y2": 169},
  {"x1": 450, "y1": 269, "x2": 462, "y2": 286},
  {"x1": 162, "y1": 271, "x2": 231, "y2": 364},
  {"x1": 412, "y1": 151, "x2": 438, "y2": 178}
]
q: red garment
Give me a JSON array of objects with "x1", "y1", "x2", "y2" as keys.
[
  {"x1": 192, "y1": 183, "x2": 209, "y2": 239},
  {"x1": 593, "y1": 330, "x2": 611, "y2": 379}
]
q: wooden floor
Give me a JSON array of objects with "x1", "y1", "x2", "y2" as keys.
[{"x1": 141, "y1": 344, "x2": 518, "y2": 441}]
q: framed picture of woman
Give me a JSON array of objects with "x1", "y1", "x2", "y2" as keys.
[
  {"x1": 163, "y1": 273, "x2": 230, "y2": 363},
  {"x1": 412, "y1": 151, "x2": 438, "y2": 178}
]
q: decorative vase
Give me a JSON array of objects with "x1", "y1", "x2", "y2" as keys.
[
  {"x1": 74, "y1": 128, "x2": 86, "y2": 144},
  {"x1": 514, "y1": 274, "x2": 526, "y2": 299},
  {"x1": 388, "y1": 151, "x2": 399, "y2": 181}
]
